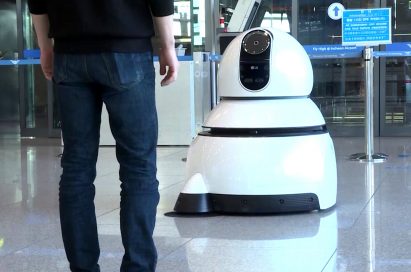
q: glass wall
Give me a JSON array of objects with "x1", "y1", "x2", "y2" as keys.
[
  {"x1": 9, "y1": 0, "x2": 411, "y2": 137},
  {"x1": 298, "y1": 1, "x2": 381, "y2": 136},
  {"x1": 381, "y1": 0, "x2": 411, "y2": 135},
  {"x1": 215, "y1": 0, "x2": 405, "y2": 136},
  {"x1": 173, "y1": 0, "x2": 193, "y2": 55},
  {"x1": 17, "y1": 0, "x2": 204, "y2": 138},
  {"x1": 0, "y1": 0, "x2": 19, "y2": 135},
  {"x1": 17, "y1": 1, "x2": 197, "y2": 138},
  {"x1": 18, "y1": 0, "x2": 51, "y2": 137}
]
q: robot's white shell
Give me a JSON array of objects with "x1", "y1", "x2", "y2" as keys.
[
  {"x1": 218, "y1": 28, "x2": 313, "y2": 97},
  {"x1": 203, "y1": 99, "x2": 325, "y2": 128},
  {"x1": 184, "y1": 134, "x2": 337, "y2": 210}
]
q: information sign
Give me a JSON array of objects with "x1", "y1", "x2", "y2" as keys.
[
  {"x1": 342, "y1": 8, "x2": 391, "y2": 46},
  {"x1": 304, "y1": 44, "x2": 363, "y2": 59}
]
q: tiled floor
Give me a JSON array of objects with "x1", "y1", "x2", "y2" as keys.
[{"x1": 1, "y1": 135, "x2": 411, "y2": 271}]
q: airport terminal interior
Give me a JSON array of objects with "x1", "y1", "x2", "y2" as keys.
[
  {"x1": 3, "y1": 136, "x2": 411, "y2": 272},
  {"x1": 1, "y1": 0, "x2": 411, "y2": 271}
]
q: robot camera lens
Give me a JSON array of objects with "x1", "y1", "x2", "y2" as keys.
[{"x1": 242, "y1": 30, "x2": 271, "y2": 55}]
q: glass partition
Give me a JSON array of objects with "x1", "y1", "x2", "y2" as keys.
[
  {"x1": 19, "y1": 0, "x2": 201, "y2": 138},
  {"x1": 381, "y1": 0, "x2": 411, "y2": 135},
  {"x1": 0, "y1": 0, "x2": 19, "y2": 135},
  {"x1": 310, "y1": 58, "x2": 367, "y2": 135},
  {"x1": 12, "y1": 0, "x2": 411, "y2": 137},
  {"x1": 173, "y1": 0, "x2": 193, "y2": 55},
  {"x1": 214, "y1": 0, "x2": 385, "y2": 136},
  {"x1": 298, "y1": 1, "x2": 380, "y2": 136},
  {"x1": 18, "y1": 0, "x2": 51, "y2": 137}
]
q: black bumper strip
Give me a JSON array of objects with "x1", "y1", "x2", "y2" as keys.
[
  {"x1": 199, "y1": 125, "x2": 328, "y2": 137},
  {"x1": 174, "y1": 193, "x2": 321, "y2": 214}
]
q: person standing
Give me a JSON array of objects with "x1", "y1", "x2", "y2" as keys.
[{"x1": 27, "y1": 0, "x2": 178, "y2": 271}]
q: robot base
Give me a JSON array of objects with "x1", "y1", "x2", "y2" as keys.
[
  {"x1": 174, "y1": 134, "x2": 337, "y2": 214},
  {"x1": 174, "y1": 192, "x2": 320, "y2": 214}
]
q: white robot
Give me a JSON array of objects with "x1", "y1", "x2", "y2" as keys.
[{"x1": 174, "y1": 28, "x2": 337, "y2": 214}]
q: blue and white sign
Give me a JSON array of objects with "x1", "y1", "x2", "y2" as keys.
[
  {"x1": 0, "y1": 59, "x2": 40, "y2": 66},
  {"x1": 342, "y1": 8, "x2": 392, "y2": 46},
  {"x1": 328, "y1": 3, "x2": 345, "y2": 20},
  {"x1": 385, "y1": 42, "x2": 411, "y2": 52},
  {"x1": 304, "y1": 44, "x2": 363, "y2": 59},
  {"x1": 374, "y1": 42, "x2": 411, "y2": 58}
]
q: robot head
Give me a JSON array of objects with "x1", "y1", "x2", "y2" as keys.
[{"x1": 218, "y1": 28, "x2": 313, "y2": 98}]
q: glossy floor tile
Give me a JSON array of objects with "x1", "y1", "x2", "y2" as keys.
[{"x1": 1, "y1": 137, "x2": 411, "y2": 271}]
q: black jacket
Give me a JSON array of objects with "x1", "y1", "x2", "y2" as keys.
[{"x1": 28, "y1": 0, "x2": 174, "y2": 53}]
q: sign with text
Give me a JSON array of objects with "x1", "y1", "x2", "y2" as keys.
[
  {"x1": 303, "y1": 45, "x2": 363, "y2": 59},
  {"x1": 342, "y1": 8, "x2": 391, "y2": 46}
]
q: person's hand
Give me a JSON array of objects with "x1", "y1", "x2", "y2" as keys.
[
  {"x1": 40, "y1": 47, "x2": 53, "y2": 81},
  {"x1": 159, "y1": 47, "x2": 179, "y2": 86}
]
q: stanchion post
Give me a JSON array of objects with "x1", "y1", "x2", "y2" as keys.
[
  {"x1": 365, "y1": 47, "x2": 374, "y2": 161},
  {"x1": 349, "y1": 47, "x2": 388, "y2": 163}
]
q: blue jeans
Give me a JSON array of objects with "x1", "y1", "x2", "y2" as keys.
[{"x1": 53, "y1": 52, "x2": 160, "y2": 272}]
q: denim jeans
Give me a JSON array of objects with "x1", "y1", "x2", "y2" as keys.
[{"x1": 53, "y1": 52, "x2": 160, "y2": 272}]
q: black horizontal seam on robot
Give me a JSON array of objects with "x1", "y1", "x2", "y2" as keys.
[{"x1": 198, "y1": 125, "x2": 328, "y2": 137}]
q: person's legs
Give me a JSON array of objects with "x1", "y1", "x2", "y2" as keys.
[
  {"x1": 54, "y1": 53, "x2": 102, "y2": 272},
  {"x1": 98, "y1": 52, "x2": 159, "y2": 271}
]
